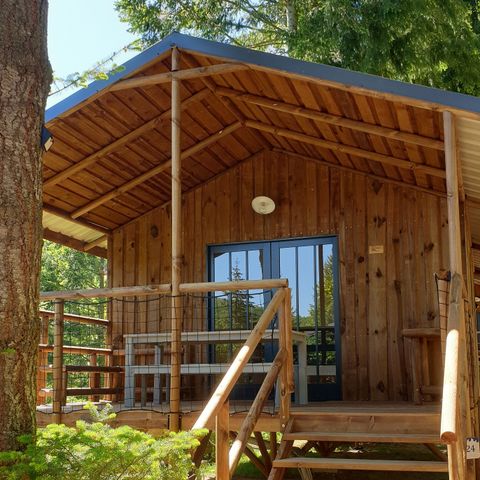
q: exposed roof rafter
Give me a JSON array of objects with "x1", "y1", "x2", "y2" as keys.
[
  {"x1": 44, "y1": 88, "x2": 210, "y2": 188},
  {"x1": 109, "y1": 63, "x2": 249, "y2": 92},
  {"x1": 245, "y1": 120, "x2": 446, "y2": 179},
  {"x1": 216, "y1": 86, "x2": 444, "y2": 151},
  {"x1": 71, "y1": 121, "x2": 242, "y2": 219}
]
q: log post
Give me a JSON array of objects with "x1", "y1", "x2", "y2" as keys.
[
  {"x1": 442, "y1": 111, "x2": 469, "y2": 479},
  {"x1": 216, "y1": 400, "x2": 230, "y2": 480},
  {"x1": 170, "y1": 46, "x2": 183, "y2": 432},
  {"x1": 89, "y1": 353, "x2": 99, "y2": 402},
  {"x1": 36, "y1": 314, "x2": 50, "y2": 404},
  {"x1": 52, "y1": 299, "x2": 64, "y2": 423}
]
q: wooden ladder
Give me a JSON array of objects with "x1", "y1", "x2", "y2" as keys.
[{"x1": 268, "y1": 407, "x2": 448, "y2": 480}]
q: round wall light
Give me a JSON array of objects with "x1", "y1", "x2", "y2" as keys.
[{"x1": 251, "y1": 196, "x2": 276, "y2": 215}]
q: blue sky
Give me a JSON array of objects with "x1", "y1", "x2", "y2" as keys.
[{"x1": 48, "y1": 0, "x2": 137, "y2": 106}]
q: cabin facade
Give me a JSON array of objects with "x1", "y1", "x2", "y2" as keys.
[{"x1": 38, "y1": 33, "x2": 480, "y2": 479}]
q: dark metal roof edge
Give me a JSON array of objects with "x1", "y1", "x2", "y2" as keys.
[
  {"x1": 46, "y1": 31, "x2": 480, "y2": 123},
  {"x1": 45, "y1": 33, "x2": 178, "y2": 123}
]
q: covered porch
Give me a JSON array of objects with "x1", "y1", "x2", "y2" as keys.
[{"x1": 39, "y1": 33, "x2": 480, "y2": 479}]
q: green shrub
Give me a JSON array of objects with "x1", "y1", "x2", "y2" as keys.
[{"x1": 0, "y1": 403, "x2": 207, "y2": 480}]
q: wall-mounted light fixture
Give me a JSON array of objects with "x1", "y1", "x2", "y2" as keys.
[
  {"x1": 251, "y1": 196, "x2": 275, "y2": 215},
  {"x1": 41, "y1": 126, "x2": 53, "y2": 152}
]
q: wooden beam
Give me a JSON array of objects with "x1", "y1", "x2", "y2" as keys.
[
  {"x1": 182, "y1": 53, "x2": 271, "y2": 150},
  {"x1": 43, "y1": 228, "x2": 107, "y2": 258},
  {"x1": 40, "y1": 283, "x2": 172, "y2": 301},
  {"x1": 217, "y1": 86, "x2": 444, "y2": 151},
  {"x1": 44, "y1": 89, "x2": 209, "y2": 188},
  {"x1": 70, "y1": 121, "x2": 242, "y2": 219},
  {"x1": 444, "y1": 112, "x2": 463, "y2": 274},
  {"x1": 111, "y1": 149, "x2": 268, "y2": 234},
  {"x1": 109, "y1": 63, "x2": 248, "y2": 92},
  {"x1": 170, "y1": 47, "x2": 182, "y2": 433},
  {"x1": 43, "y1": 204, "x2": 111, "y2": 235},
  {"x1": 246, "y1": 120, "x2": 446, "y2": 178},
  {"x1": 83, "y1": 235, "x2": 108, "y2": 252},
  {"x1": 180, "y1": 279, "x2": 288, "y2": 293},
  {"x1": 273, "y1": 149, "x2": 446, "y2": 198}
]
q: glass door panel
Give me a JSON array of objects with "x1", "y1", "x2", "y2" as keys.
[
  {"x1": 272, "y1": 237, "x2": 340, "y2": 402},
  {"x1": 208, "y1": 237, "x2": 341, "y2": 402}
]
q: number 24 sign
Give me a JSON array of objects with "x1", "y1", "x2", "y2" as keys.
[{"x1": 467, "y1": 438, "x2": 480, "y2": 459}]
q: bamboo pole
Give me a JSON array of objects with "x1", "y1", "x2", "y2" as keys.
[
  {"x1": 170, "y1": 47, "x2": 182, "y2": 432},
  {"x1": 52, "y1": 299, "x2": 64, "y2": 424}
]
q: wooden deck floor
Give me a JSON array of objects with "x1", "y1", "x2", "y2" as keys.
[{"x1": 37, "y1": 400, "x2": 440, "y2": 432}]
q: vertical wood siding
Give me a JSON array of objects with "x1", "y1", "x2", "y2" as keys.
[{"x1": 110, "y1": 150, "x2": 449, "y2": 401}]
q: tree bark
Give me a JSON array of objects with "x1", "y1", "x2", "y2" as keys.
[{"x1": 0, "y1": 0, "x2": 51, "y2": 450}]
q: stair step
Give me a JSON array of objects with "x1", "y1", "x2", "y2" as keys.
[
  {"x1": 283, "y1": 431, "x2": 441, "y2": 444},
  {"x1": 272, "y1": 457, "x2": 448, "y2": 472},
  {"x1": 290, "y1": 412, "x2": 439, "y2": 435}
]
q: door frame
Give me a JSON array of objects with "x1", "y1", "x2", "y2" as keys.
[{"x1": 206, "y1": 235, "x2": 342, "y2": 402}]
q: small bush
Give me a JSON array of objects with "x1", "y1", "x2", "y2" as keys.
[{"x1": 0, "y1": 403, "x2": 207, "y2": 480}]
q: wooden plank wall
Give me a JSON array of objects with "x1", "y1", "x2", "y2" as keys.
[{"x1": 109, "y1": 150, "x2": 449, "y2": 401}]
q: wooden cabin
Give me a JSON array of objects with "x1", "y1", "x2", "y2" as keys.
[{"x1": 38, "y1": 32, "x2": 480, "y2": 479}]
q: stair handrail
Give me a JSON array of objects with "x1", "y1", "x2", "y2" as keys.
[{"x1": 192, "y1": 288, "x2": 286, "y2": 430}]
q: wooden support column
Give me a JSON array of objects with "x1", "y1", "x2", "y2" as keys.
[
  {"x1": 52, "y1": 299, "x2": 64, "y2": 424},
  {"x1": 170, "y1": 47, "x2": 182, "y2": 432},
  {"x1": 442, "y1": 111, "x2": 469, "y2": 479},
  {"x1": 216, "y1": 400, "x2": 230, "y2": 480}
]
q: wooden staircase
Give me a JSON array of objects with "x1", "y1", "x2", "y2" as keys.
[{"x1": 268, "y1": 404, "x2": 448, "y2": 479}]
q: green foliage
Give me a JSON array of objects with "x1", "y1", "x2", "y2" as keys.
[
  {"x1": 115, "y1": 0, "x2": 480, "y2": 95},
  {"x1": 0, "y1": 403, "x2": 207, "y2": 480},
  {"x1": 49, "y1": 40, "x2": 143, "y2": 98}
]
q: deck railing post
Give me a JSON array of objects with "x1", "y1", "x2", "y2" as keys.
[
  {"x1": 216, "y1": 400, "x2": 230, "y2": 480},
  {"x1": 53, "y1": 299, "x2": 64, "y2": 423},
  {"x1": 37, "y1": 313, "x2": 50, "y2": 404},
  {"x1": 278, "y1": 289, "x2": 290, "y2": 429}
]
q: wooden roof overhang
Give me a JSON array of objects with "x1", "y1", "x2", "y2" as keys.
[{"x1": 42, "y1": 33, "x2": 480, "y2": 277}]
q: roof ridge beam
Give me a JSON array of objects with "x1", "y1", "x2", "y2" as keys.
[
  {"x1": 44, "y1": 88, "x2": 210, "y2": 188},
  {"x1": 109, "y1": 63, "x2": 249, "y2": 92},
  {"x1": 70, "y1": 121, "x2": 242, "y2": 219},
  {"x1": 217, "y1": 86, "x2": 444, "y2": 151},
  {"x1": 245, "y1": 119, "x2": 446, "y2": 179}
]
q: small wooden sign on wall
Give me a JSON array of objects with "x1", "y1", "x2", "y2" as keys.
[{"x1": 368, "y1": 245, "x2": 384, "y2": 254}]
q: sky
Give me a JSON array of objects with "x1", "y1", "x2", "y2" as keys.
[{"x1": 47, "y1": 0, "x2": 138, "y2": 107}]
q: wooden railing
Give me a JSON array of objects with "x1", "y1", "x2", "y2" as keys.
[
  {"x1": 39, "y1": 279, "x2": 290, "y2": 429},
  {"x1": 37, "y1": 306, "x2": 116, "y2": 421},
  {"x1": 440, "y1": 273, "x2": 466, "y2": 478},
  {"x1": 191, "y1": 287, "x2": 294, "y2": 479}
]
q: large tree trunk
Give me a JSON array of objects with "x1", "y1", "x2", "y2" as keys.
[{"x1": 0, "y1": 0, "x2": 51, "y2": 450}]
